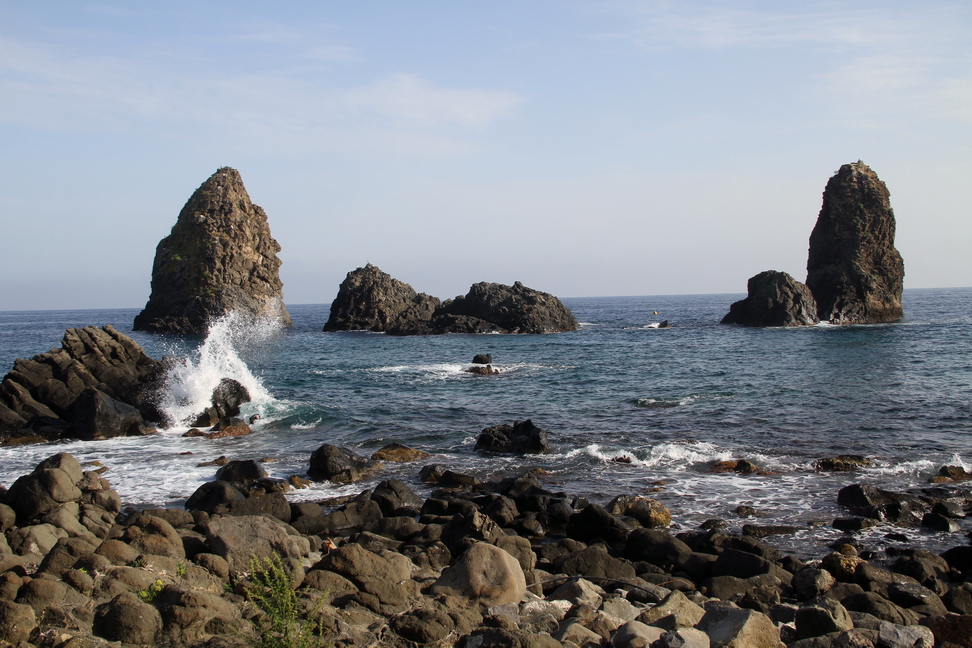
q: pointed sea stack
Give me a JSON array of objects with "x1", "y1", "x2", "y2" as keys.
[
  {"x1": 806, "y1": 162, "x2": 904, "y2": 323},
  {"x1": 721, "y1": 270, "x2": 818, "y2": 327},
  {"x1": 323, "y1": 264, "x2": 440, "y2": 332},
  {"x1": 133, "y1": 167, "x2": 291, "y2": 334}
]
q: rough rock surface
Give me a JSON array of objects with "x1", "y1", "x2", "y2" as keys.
[
  {"x1": 806, "y1": 161, "x2": 905, "y2": 324},
  {"x1": 2, "y1": 450, "x2": 971, "y2": 648},
  {"x1": 323, "y1": 263, "x2": 440, "y2": 332},
  {"x1": 134, "y1": 167, "x2": 291, "y2": 334},
  {"x1": 0, "y1": 326, "x2": 164, "y2": 442},
  {"x1": 324, "y1": 265, "x2": 579, "y2": 336},
  {"x1": 721, "y1": 270, "x2": 819, "y2": 327}
]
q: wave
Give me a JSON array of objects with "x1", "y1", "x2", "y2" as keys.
[{"x1": 158, "y1": 311, "x2": 283, "y2": 426}]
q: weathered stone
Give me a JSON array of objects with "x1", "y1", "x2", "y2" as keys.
[
  {"x1": 638, "y1": 589, "x2": 705, "y2": 629},
  {"x1": 795, "y1": 596, "x2": 853, "y2": 639},
  {"x1": 323, "y1": 263, "x2": 440, "y2": 332},
  {"x1": 697, "y1": 605, "x2": 784, "y2": 648},
  {"x1": 566, "y1": 503, "x2": 632, "y2": 544},
  {"x1": 476, "y1": 419, "x2": 553, "y2": 455},
  {"x1": 431, "y1": 542, "x2": 526, "y2": 606},
  {"x1": 806, "y1": 161, "x2": 905, "y2": 324},
  {"x1": 123, "y1": 514, "x2": 186, "y2": 559},
  {"x1": 316, "y1": 542, "x2": 413, "y2": 606},
  {"x1": 371, "y1": 442, "x2": 430, "y2": 463},
  {"x1": 205, "y1": 515, "x2": 309, "y2": 579},
  {"x1": 93, "y1": 591, "x2": 162, "y2": 644},
  {"x1": 0, "y1": 599, "x2": 35, "y2": 644},
  {"x1": 608, "y1": 495, "x2": 672, "y2": 528},
  {"x1": 307, "y1": 444, "x2": 378, "y2": 483},
  {"x1": 722, "y1": 270, "x2": 818, "y2": 327},
  {"x1": 134, "y1": 167, "x2": 291, "y2": 334}
]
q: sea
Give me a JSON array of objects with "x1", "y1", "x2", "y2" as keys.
[{"x1": 1, "y1": 288, "x2": 970, "y2": 558}]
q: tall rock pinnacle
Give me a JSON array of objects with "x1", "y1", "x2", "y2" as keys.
[
  {"x1": 133, "y1": 167, "x2": 291, "y2": 334},
  {"x1": 806, "y1": 161, "x2": 905, "y2": 324}
]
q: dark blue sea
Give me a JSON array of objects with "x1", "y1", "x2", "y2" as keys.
[{"x1": 2, "y1": 288, "x2": 970, "y2": 556}]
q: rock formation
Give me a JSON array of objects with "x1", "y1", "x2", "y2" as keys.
[
  {"x1": 721, "y1": 270, "x2": 819, "y2": 327},
  {"x1": 0, "y1": 326, "x2": 163, "y2": 443},
  {"x1": 806, "y1": 161, "x2": 905, "y2": 323},
  {"x1": 322, "y1": 264, "x2": 439, "y2": 332},
  {"x1": 134, "y1": 167, "x2": 291, "y2": 334},
  {"x1": 324, "y1": 265, "x2": 580, "y2": 336}
]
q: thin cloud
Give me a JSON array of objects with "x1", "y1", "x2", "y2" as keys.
[{"x1": 0, "y1": 37, "x2": 524, "y2": 150}]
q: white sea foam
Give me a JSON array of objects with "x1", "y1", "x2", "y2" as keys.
[{"x1": 159, "y1": 311, "x2": 282, "y2": 426}]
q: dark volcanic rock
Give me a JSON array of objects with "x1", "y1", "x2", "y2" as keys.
[
  {"x1": 307, "y1": 444, "x2": 378, "y2": 483},
  {"x1": 475, "y1": 419, "x2": 552, "y2": 454},
  {"x1": 323, "y1": 263, "x2": 440, "y2": 332},
  {"x1": 806, "y1": 161, "x2": 905, "y2": 324},
  {"x1": 133, "y1": 167, "x2": 291, "y2": 334},
  {"x1": 0, "y1": 326, "x2": 164, "y2": 442},
  {"x1": 433, "y1": 281, "x2": 579, "y2": 334},
  {"x1": 721, "y1": 270, "x2": 818, "y2": 327}
]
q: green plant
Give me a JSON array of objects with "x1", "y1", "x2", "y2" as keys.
[
  {"x1": 245, "y1": 554, "x2": 327, "y2": 648},
  {"x1": 131, "y1": 557, "x2": 145, "y2": 569},
  {"x1": 177, "y1": 563, "x2": 187, "y2": 578},
  {"x1": 138, "y1": 579, "x2": 165, "y2": 603}
]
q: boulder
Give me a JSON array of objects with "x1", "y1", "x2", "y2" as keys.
[
  {"x1": 806, "y1": 161, "x2": 905, "y2": 323},
  {"x1": 0, "y1": 326, "x2": 164, "y2": 439},
  {"x1": 307, "y1": 444, "x2": 378, "y2": 483},
  {"x1": 370, "y1": 443, "x2": 430, "y2": 463},
  {"x1": 431, "y1": 542, "x2": 526, "y2": 606},
  {"x1": 475, "y1": 419, "x2": 552, "y2": 454},
  {"x1": 721, "y1": 270, "x2": 819, "y2": 327},
  {"x1": 314, "y1": 542, "x2": 413, "y2": 606},
  {"x1": 323, "y1": 263, "x2": 440, "y2": 332},
  {"x1": 0, "y1": 599, "x2": 35, "y2": 644},
  {"x1": 472, "y1": 354, "x2": 493, "y2": 364},
  {"x1": 204, "y1": 515, "x2": 309, "y2": 578},
  {"x1": 697, "y1": 605, "x2": 784, "y2": 648},
  {"x1": 93, "y1": 591, "x2": 163, "y2": 645},
  {"x1": 214, "y1": 459, "x2": 267, "y2": 485},
  {"x1": 133, "y1": 166, "x2": 291, "y2": 334}
]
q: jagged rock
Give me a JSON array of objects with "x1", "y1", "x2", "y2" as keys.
[
  {"x1": 0, "y1": 326, "x2": 164, "y2": 441},
  {"x1": 806, "y1": 161, "x2": 905, "y2": 323},
  {"x1": 325, "y1": 266, "x2": 579, "y2": 336},
  {"x1": 134, "y1": 167, "x2": 291, "y2": 334},
  {"x1": 323, "y1": 263, "x2": 440, "y2": 332},
  {"x1": 307, "y1": 444, "x2": 378, "y2": 483},
  {"x1": 429, "y1": 281, "x2": 579, "y2": 334},
  {"x1": 475, "y1": 419, "x2": 552, "y2": 454},
  {"x1": 721, "y1": 270, "x2": 818, "y2": 327}
]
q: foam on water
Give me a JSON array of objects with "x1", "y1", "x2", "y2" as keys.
[{"x1": 159, "y1": 311, "x2": 281, "y2": 426}]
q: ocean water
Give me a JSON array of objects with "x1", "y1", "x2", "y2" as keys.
[{"x1": 1, "y1": 288, "x2": 970, "y2": 557}]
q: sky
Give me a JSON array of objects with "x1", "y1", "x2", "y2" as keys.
[{"x1": 1, "y1": 1, "x2": 969, "y2": 310}]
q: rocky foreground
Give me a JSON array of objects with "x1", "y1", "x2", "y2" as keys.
[{"x1": 2, "y1": 449, "x2": 972, "y2": 648}]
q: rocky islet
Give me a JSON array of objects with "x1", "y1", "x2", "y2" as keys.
[{"x1": 723, "y1": 161, "x2": 905, "y2": 327}]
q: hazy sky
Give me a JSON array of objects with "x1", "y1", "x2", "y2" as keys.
[{"x1": 2, "y1": 1, "x2": 969, "y2": 310}]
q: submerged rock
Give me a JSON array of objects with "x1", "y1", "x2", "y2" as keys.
[
  {"x1": 806, "y1": 161, "x2": 905, "y2": 324},
  {"x1": 721, "y1": 270, "x2": 818, "y2": 327},
  {"x1": 134, "y1": 167, "x2": 291, "y2": 334}
]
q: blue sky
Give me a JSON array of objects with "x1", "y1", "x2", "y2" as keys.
[{"x1": 1, "y1": 1, "x2": 969, "y2": 310}]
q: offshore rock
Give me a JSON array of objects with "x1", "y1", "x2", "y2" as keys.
[
  {"x1": 325, "y1": 266, "x2": 580, "y2": 336},
  {"x1": 0, "y1": 326, "x2": 164, "y2": 443},
  {"x1": 322, "y1": 263, "x2": 439, "y2": 332},
  {"x1": 475, "y1": 419, "x2": 552, "y2": 454},
  {"x1": 134, "y1": 167, "x2": 291, "y2": 334},
  {"x1": 432, "y1": 281, "x2": 580, "y2": 334},
  {"x1": 806, "y1": 161, "x2": 905, "y2": 323},
  {"x1": 721, "y1": 270, "x2": 818, "y2": 327}
]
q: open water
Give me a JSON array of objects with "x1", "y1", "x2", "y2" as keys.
[{"x1": 1, "y1": 288, "x2": 970, "y2": 557}]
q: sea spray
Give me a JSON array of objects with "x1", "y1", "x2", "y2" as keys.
[{"x1": 160, "y1": 310, "x2": 282, "y2": 426}]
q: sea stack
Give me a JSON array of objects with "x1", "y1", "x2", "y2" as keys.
[
  {"x1": 133, "y1": 167, "x2": 291, "y2": 334},
  {"x1": 721, "y1": 270, "x2": 818, "y2": 327},
  {"x1": 806, "y1": 161, "x2": 905, "y2": 323},
  {"x1": 323, "y1": 264, "x2": 440, "y2": 333}
]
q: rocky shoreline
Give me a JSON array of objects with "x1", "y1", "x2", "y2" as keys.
[{"x1": 2, "y1": 446, "x2": 971, "y2": 648}]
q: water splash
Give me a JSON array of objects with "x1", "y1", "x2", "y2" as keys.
[{"x1": 160, "y1": 311, "x2": 281, "y2": 426}]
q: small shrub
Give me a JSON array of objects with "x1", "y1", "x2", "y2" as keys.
[
  {"x1": 138, "y1": 579, "x2": 165, "y2": 603},
  {"x1": 177, "y1": 563, "x2": 187, "y2": 578},
  {"x1": 245, "y1": 554, "x2": 327, "y2": 648}
]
